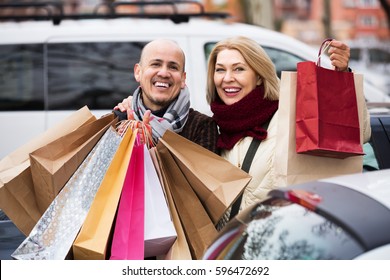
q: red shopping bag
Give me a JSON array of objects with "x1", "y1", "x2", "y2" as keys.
[
  {"x1": 295, "y1": 38, "x2": 364, "y2": 159},
  {"x1": 110, "y1": 139, "x2": 145, "y2": 260}
]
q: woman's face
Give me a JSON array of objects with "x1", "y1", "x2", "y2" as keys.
[{"x1": 213, "y1": 49, "x2": 259, "y2": 105}]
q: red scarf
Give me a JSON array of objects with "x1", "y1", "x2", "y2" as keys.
[{"x1": 211, "y1": 85, "x2": 278, "y2": 150}]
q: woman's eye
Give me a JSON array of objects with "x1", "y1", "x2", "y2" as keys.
[
  {"x1": 234, "y1": 67, "x2": 244, "y2": 72},
  {"x1": 215, "y1": 68, "x2": 225, "y2": 72}
]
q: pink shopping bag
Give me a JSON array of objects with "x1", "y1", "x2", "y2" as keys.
[{"x1": 110, "y1": 139, "x2": 145, "y2": 260}]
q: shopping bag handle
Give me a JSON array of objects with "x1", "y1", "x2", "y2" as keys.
[{"x1": 316, "y1": 38, "x2": 333, "y2": 67}]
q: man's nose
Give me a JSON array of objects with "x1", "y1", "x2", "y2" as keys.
[{"x1": 157, "y1": 65, "x2": 170, "y2": 77}]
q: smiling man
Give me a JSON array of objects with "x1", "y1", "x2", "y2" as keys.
[
  {"x1": 134, "y1": 39, "x2": 187, "y2": 111},
  {"x1": 114, "y1": 39, "x2": 219, "y2": 154}
]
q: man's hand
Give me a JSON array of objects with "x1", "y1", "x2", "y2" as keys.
[{"x1": 115, "y1": 96, "x2": 153, "y2": 145}]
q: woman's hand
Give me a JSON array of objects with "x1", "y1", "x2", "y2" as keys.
[
  {"x1": 114, "y1": 96, "x2": 152, "y2": 123},
  {"x1": 328, "y1": 40, "x2": 350, "y2": 72},
  {"x1": 114, "y1": 96, "x2": 135, "y2": 120}
]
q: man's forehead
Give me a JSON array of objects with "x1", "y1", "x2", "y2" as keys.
[
  {"x1": 142, "y1": 42, "x2": 184, "y2": 62},
  {"x1": 141, "y1": 52, "x2": 185, "y2": 70}
]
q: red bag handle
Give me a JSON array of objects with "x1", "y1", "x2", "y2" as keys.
[{"x1": 316, "y1": 38, "x2": 333, "y2": 67}]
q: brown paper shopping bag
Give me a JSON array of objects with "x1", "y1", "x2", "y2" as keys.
[
  {"x1": 150, "y1": 147, "x2": 192, "y2": 260},
  {"x1": 30, "y1": 113, "x2": 117, "y2": 213},
  {"x1": 158, "y1": 130, "x2": 251, "y2": 225},
  {"x1": 72, "y1": 127, "x2": 136, "y2": 260},
  {"x1": 156, "y1": 142, "x2": 218, "y2": 260},
  {"x1": 274, "y1": 71, "x2": 365, "y2": 187},
  {"x1": 152, "y1": 147, "x2": 191, "y2": 260},
  {"x1": 0, "y1": 106, "x2": 95, "y2": 235}
]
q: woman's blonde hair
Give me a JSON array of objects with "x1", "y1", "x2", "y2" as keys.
[{"x1": 206, "y1": 36, "x2": 280, "y2": 104}]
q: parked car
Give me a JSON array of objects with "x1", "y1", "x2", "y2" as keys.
[
  {"x1": 349, "y1": 43, "x2": 390, "y2": 97},
  {"x1": 204, "y1": 168, "x2": 390, "y2": 260},
  {"x1": 203, "y1": 112, "x2": 390, "y2": 260},
  {"x1": 1, "y1": 1, "x2": 389, "y2": 159},
  {"x1": 349, "y1": 43, "x2": 390, "y2": 71},
  {"x1": 368, "y1": 114, "x2": 390, "y2": 170}
]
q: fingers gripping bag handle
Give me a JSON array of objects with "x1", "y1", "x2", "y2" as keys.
[{"x1": 316, "y1": 38, "x2": 333, "y2": 67}]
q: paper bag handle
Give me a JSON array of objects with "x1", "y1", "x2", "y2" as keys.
[{"x1": 316, "y1": 38, "x2": 333, "y2": 67}]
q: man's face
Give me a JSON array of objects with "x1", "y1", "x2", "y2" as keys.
[{"x1": 134, "y1": 41, "x2": 186, "y2": 111}]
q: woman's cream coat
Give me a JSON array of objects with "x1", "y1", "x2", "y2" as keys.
[{"x1": 221, "y1": 107, "x2": 371, "y2": 211}]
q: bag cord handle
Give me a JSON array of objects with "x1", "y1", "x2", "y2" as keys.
[{"x1": 316, "y1": 38, "x2": 333, "y2": 67}]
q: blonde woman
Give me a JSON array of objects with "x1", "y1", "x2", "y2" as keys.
[{"x1": 206, "y1": 36, "x2": 370, "y2": 229}]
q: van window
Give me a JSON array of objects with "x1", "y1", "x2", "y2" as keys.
[
  {"x1": 0, "y1": 41, "x2": 148, "y2": 112},
  {"x1": 350, "y1": 47, "x2": 390, "y2": 64},
  {"x1": 47, "y1": 42, "x2": 147, "y2": 110},
  {"x1": 350, "y1": 48, "x2": 361, "y2": 62},
  {"x1": 368, "y1": 48, "x2": 390, "y2": 64},
  {"x1": 0, "y1": 44, "x2": 44, "y2": 111},
  {"x1": 204, "y1": 43, "x2": 304, "y2": 78},
  {"x1": 263, "y1": 47, "x2": 303, "y2": 77}
]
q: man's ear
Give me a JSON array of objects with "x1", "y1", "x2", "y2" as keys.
[
  {"x1": 134, "y1": 63, "x2": 141, "y2": 82},
  {"x1": 181, "y1": 71, "x2": 187, "y2": 89}
]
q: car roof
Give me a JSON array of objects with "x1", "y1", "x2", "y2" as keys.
[
  {"x1": 320, "y1": 169, "x2": 390, "y2": 208},
  {"x1": 369, "y1": 115, "x2": 390, "y2": 169}
]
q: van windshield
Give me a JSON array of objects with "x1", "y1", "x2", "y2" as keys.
[
  {"x1": 0, "y1": 44, "x2": 44, "y2": 111},
  {"x1": 47, "y1": 42, "x2": 146, "y2": 110}
]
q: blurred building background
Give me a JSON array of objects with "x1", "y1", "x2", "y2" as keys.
[
  {"x1": 203, "y1": 0, "x2": 390, "y2": 46},
  {"x1": 204, "y1": 0, "x2": 390, "y2": 86},
  {"x1": 1, "y1": 0, "x2": 389, "y2": 47}
]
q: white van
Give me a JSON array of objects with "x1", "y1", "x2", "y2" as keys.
[{"x1": 0, "y1": 1, "x2": 388, "y2": 159}]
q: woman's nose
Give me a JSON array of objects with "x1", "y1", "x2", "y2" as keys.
[{"x1": 223, "y1": 71, "x2": 234, "y2": 82}]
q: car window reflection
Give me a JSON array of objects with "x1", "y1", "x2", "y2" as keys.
[{"x1": 234, "y1": 199, "x2": 364, "y2": 260}]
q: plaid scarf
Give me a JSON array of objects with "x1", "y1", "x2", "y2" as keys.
[
  {"x1": 132, "y1": 86, "x2": 190, "y2": 142},
  {"x1": 211, "y1": 85, "x2": 278, "y2": 150}
]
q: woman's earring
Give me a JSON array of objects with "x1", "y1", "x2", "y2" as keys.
[{"x1": 257, "y1": 76, "x2": 262, "y2": 86}]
